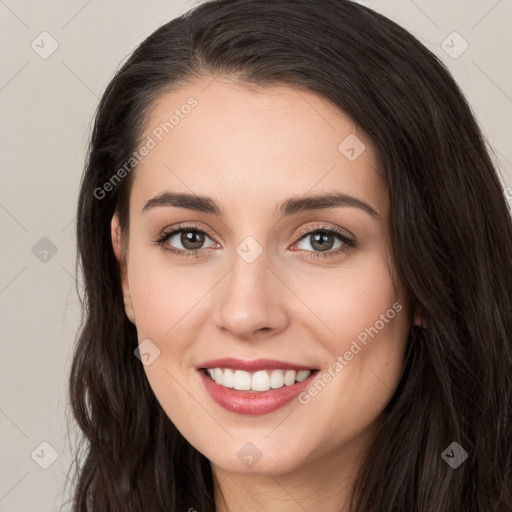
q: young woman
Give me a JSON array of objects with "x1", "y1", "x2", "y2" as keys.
[{"x1": 67, "y1": 0, "x2": 512, "y2": 510}]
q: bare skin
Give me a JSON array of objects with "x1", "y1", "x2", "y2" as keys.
[{"x1": 111, "y1": 76, "x2": 420, "y2": 512}]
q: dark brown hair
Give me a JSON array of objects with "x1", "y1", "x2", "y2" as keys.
[{"x1": 66, "y1": 0, "x2": 512, "y2": 510}]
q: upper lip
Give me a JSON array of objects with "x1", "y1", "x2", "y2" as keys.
[{"x1": 196, "y1": 358, "x2": 317, "y2": 372}]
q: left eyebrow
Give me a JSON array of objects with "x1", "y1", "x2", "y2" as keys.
[
  {"x1": 278, "y1": 192, "x2": 379, "y2": 219},
  {"x1": 141, "y1": 191, "x2": 380, "y2": 219}
]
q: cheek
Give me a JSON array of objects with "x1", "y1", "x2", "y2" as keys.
[
  {"x1": 126, "y1": 252, "x2": 213, "y2": 444},
  {"x1": 126, "y1": 246, "x2": 211, "y2": 340},
  {"x1": 291, "y1": 250, "x2": 406, "y2": 352},
  {"x1": 294, "y1": 254, "x2": 410, "y2": 431}
]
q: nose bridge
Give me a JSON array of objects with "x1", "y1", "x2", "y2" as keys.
[{"x1": 215, "y1": 235, "x2": 287, "y2": 338}]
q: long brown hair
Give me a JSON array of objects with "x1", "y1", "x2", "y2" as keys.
[{"x1": 66, "y1": 0, "x2": 512, "y2": 510}]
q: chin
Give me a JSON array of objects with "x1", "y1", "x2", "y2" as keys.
[{"x1": 201, "y1": 436, "x2": 314, "y2": 476}]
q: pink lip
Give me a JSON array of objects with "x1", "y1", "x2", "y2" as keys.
[
  {"x1": 196, "y1": 357, "x2": 315, "y2": 372},
  {"x1": 197, "y1": 363, "x2": 318, "y2": 416}
]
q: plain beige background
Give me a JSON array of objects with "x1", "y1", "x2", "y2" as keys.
[{"x1": 1, "y1": 1, "x2": 511, "y2": 510}]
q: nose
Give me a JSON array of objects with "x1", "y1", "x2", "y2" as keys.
[{"x1": 214, "y1": 247, "x2": 289, "y2": 341}]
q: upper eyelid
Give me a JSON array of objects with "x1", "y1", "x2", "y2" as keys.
[{"x1": 295, "y1": 223, "x2": 354, "y2": 240}]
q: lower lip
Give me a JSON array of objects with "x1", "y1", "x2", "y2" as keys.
[{"x1": 198, "y1": 370, "x2": 317, "y2": 415}]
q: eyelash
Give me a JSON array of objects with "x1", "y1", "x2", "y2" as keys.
[{"x1": 154, "y1": 223, "x2": 357, "y2": 260}]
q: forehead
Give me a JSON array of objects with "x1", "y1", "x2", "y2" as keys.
[{"x1": 130, "y1": 77, "x2": 388, "y2": 218}]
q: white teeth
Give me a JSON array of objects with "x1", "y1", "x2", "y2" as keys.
[
  {"x1": 251, "y1": 370, "x2": 271, "y2": 392},
  {"x1": 270, "y1": 369, "x2": 284, "y2": 388},
  {"x1": 214, "y1": 368, "x2": 223, "y2": 385},
  {"x1": 296, "y1": 370, "x2": 310, "y2": 382},
  {"x1": 284, "y1": 370, "x2": 296, "y2": 386},
  {"x1": 233, "y1": 370, "x2": 252, "y2": 390},
  {"x1": 205, "y1": 368, "x2": 312, "y2": 391},
  {"x1": 222, "y1": 368, "x2": 234, "y2": 388}
]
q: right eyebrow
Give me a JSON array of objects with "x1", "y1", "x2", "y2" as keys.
[{"x1": 142, "y1": 192, "x2": 221, "y2": 215}]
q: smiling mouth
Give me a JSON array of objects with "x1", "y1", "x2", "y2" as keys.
[{"x1": 201, "y1": 367, "x2": 318, "y2": 392}]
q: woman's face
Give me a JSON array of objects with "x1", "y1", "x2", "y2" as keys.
[{"x1": 112, "y1": 77, "x2": 414, "y2": 476}]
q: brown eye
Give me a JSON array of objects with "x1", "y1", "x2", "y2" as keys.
[
  {"x1": 307, "y1": 232, "x2": 336, "y2": 252},
  {"x1": 155, "y1": 225, "x2": 218, "y2": 256},
  {"x1": 295, "y1": 229, "x2": 350, "y2": 253},
  {"x1": 177, "y1": 230, "x2": 206, "y2": 250},
  {"x1": 291, "y1": 226, "x2": 357, "y2": 260}
]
